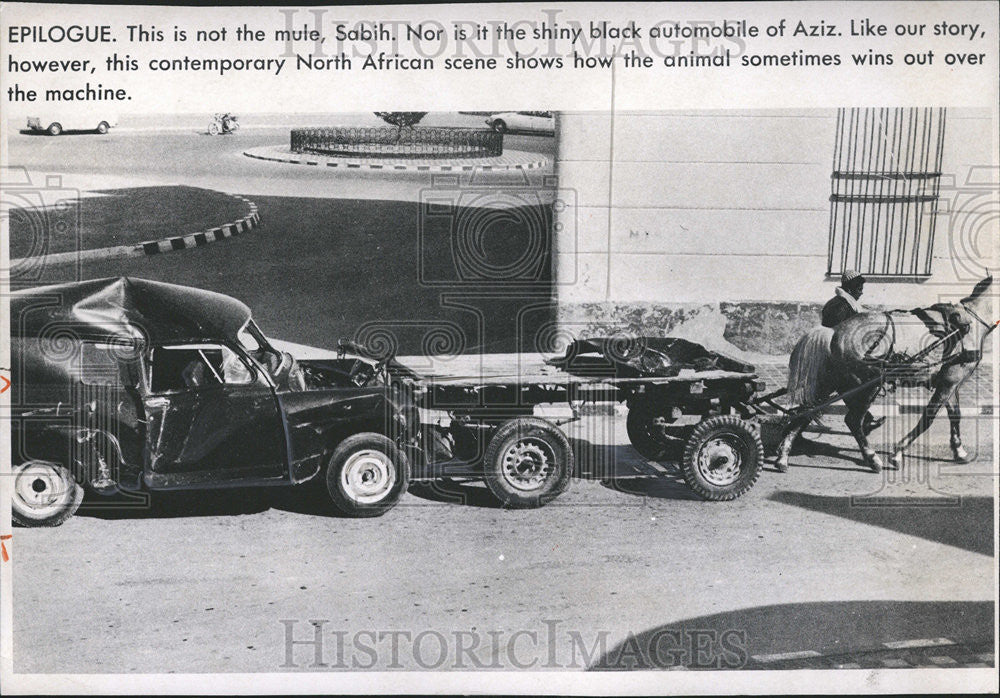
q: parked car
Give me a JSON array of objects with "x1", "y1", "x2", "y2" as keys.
[
  {"x1": 484, "y1": 111, "x2": 554, "y2": 135},
  {"x1": 26, "y1": 113, "x2": 118, "y2": 135},
  {"x1": 9, "y1": 277, "x2": 575, "y2": 527}
]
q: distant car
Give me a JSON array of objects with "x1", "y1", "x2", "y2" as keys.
[
  {"x1": 484, "y1": 111, "x2": 554, "y2": 135},
  {"x1": 26, "y1": 114, "x2": 118, "y2": 135}
]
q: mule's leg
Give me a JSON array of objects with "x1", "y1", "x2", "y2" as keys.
[
  {"x1": 775, "y1": 420, "x2": 805, "y2": 473},
  {"x1": 890, "y1": 382, "x2": 958, "y2": 468},
  {"x1": 843, "y1": 384, "x2": 884, "y2": 472},
  {"x1": 945, "y1": 390, "x2": 973, "y2": 463}
]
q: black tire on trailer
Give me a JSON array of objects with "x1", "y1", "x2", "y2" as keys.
[
  {"x1": 492, "y1": 119, "x2": 507, "y2": 134},
  {"x1": 11, "y1": 460, "x2": 84, "y2": 527},
  {"x1": 625, "y1": 397, "x2": 683, "y2": 461},
  {"x1": 681, "y1": 415, "x2": 763, "y2": 501},
  {"x1": 325, "y1": 433, "x2": 409, "y2": 517},
  {"x1": 96, "y1": 121, "x2": 110, "y2": 134},
  {"x1": 483, "y1": 417, "x2": 573, "y2": 509},
  {"x1": 47, "y1": 123, "x2": 62, "y2": 136}
]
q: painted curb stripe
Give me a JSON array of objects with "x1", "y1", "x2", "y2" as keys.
[
  {"x1": 243, "y1": 149, "x2": 548, "y2": 172},
  {"x1": 752, "y1": 650, "x2": 822, "y2": 663},
  {"x1": 883, "y1": 638, "x2": 955, "y2": 650}
]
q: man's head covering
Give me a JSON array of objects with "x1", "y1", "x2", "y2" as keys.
[{"x1": 841, "y1": 269, "x2": 865, "y2": 287}]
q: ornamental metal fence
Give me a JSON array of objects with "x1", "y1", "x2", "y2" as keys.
[{"x1": 290, "y1": 127, "x2": 503, "y2": 159}]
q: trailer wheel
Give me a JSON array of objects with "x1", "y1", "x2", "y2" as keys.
[
  {"x1": 11, "y1": 460, "x2": 84, "y2": 527},
  {"x1": 483, "y1": 418, "x2": 573, "y2": 508},
  {"x1": 681, "y1": 415, "x2": 763, "y2": 501},
  {"x1": 325, "y1": 433, "x2": 409, "y2": 517},
  {"x1": 626, "y1": 398, "x2": 683, "y2": 461}
]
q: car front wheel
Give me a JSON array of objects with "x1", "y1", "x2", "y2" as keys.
[
  {"x1": 11, "y1": 461, "x2": 84, "y2": 527},
  {"x1": 96, "y1": 121, "x2": 110, "y2": 134},
  {"x1": 325, "y1": 433, "x2": 409, "y2": 517},
  {"x1": 47, "y1": 123, "x2": 62, "y2": 136}
]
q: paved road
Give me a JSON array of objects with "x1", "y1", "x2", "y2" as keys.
[{"x1": 10, "y1": 413, "x2": 996, "y2": 673}]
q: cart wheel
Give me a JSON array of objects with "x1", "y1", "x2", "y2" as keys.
[
  {"x1": 325, "y1": 433, "x2": 409, "y2": 517},
  {"x1": 626, "y1": 399, "x2": 683, "y2": 461},
  {"x1": 681, "y1": 415, "x2": 763, "y2": 501},
  {"x1": 208, "y1": 122, "x2": 220, "y2": 135},
  {"x1": 483, "y1": 417, "x2": 573, "y2": 509}
]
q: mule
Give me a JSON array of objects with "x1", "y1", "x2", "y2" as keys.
[{"x1": 777, "y1": 274, "x2": 995, "y2": 472}]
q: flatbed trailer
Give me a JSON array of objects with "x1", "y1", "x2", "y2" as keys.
[{"x1": 369, "y1": 338, "x2": 770, "y2": 505}]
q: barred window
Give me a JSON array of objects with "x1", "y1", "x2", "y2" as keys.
[{"x1": 827, "y1": 107, "x2": 946, "y2": 278}]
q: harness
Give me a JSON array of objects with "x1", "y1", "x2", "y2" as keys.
[{"x1": 862, "y1": 304, "x2": 982, "y2": 384}]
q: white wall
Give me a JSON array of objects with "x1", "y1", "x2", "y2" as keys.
[{"x1": 554, "y1": 108, "x2": 997, "y2": 310}]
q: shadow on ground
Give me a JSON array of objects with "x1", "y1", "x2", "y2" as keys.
[
  {"x1": 20, "y1": 191, "x2": 557, "y2": 354},
  {"x1": 769, "y1": 491, "x2": 994, "y2": 556},
  {"x1": 9, "y1": 185, "x2": 251, "y2": 256},
  {"x1": 78, "y1": 487, "x2": 272, "y2": 520},
  {"x1": 590, "y1": 600, "x2": 995, "y2": 670}
]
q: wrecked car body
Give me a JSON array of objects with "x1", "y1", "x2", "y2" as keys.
[{"x1": 10, "y1": 277, "x2": 411, "y2": 525}]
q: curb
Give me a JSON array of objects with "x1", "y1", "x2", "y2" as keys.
[
  {"x1": 140, "y1": 196, "x2": 259, "y2": 255},
  {"x1": 10, "y1": 194, "x2": 260, "y2": 267},
  {"x1": 243, "y1": 147, "x2": 549, "y2": 172}
]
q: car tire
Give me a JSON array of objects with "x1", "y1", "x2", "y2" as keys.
[
  {"x1": 47, "y1": 123, "x2": 62, "y2": 136},
  {"x1": 96, "y1": 121, "x2": 110, "y2": 134},
  {"x1": 483, "y1": 417, "x2": 573, "y2": 509},
  {"x1": 681, "y1": 415, "x2": 763, "y2": 501},
  {"x1": 325, "y1": 433, "x2": 409, "y2": 517},
  {"x1": 492, "y1": 119, "x2": 507, "y2": 134},
  {"x1": 11, "y1": 460, "x2": 84, "y2": 527}
]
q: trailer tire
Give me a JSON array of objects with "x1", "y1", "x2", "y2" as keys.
[
  {"x1": 626, "y1": 399, "x2": 683, "y2": 461},
  {"x1": 681, "y1": 415, "x2": 762, "y2": 501},
  {"x1": 325, "y1": 433, "x2": 409, "y2": 517},
  {"x1": 11, "y1": 460, "x2": 84, "y2": 527},
  {"x1": 483, "y1": 418, "x2": 572, "y2": 509}
]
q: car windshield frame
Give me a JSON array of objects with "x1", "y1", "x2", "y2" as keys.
[{"x1": 237, "y1": 319, "x2": 285, "y2": 381}]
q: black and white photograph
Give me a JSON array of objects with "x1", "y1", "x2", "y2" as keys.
[{"x1": 1, "y1": 1, "x2": 997, "y2": 694}]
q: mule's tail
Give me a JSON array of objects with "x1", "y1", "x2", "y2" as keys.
[{"x1": 787, "y1": 326, "x2": 835, "y2": 407}]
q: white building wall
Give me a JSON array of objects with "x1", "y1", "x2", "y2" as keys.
[{"x1": 554, "y1": 109, "x2": 996, "y2": 317}]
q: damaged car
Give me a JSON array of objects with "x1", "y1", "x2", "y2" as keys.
[{"x1": 9, "y1": 277, "x2": 418, "y2": 526}]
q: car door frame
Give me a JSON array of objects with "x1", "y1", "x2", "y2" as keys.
[{"x1": 140, "y1": 341, "x2": 292, "y2": 489}]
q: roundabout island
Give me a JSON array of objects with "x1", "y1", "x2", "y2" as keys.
[{"x1": 244, "y1": 119, "x2": 549, "y2": 172}]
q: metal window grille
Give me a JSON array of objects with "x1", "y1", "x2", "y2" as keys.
[{"x1": 827, "y1": 107, "x2": 946, "y2": 278}]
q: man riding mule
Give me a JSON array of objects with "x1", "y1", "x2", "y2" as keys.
[{"x1": 778, "y1": 273, "x2": 995, "y2": 473}]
